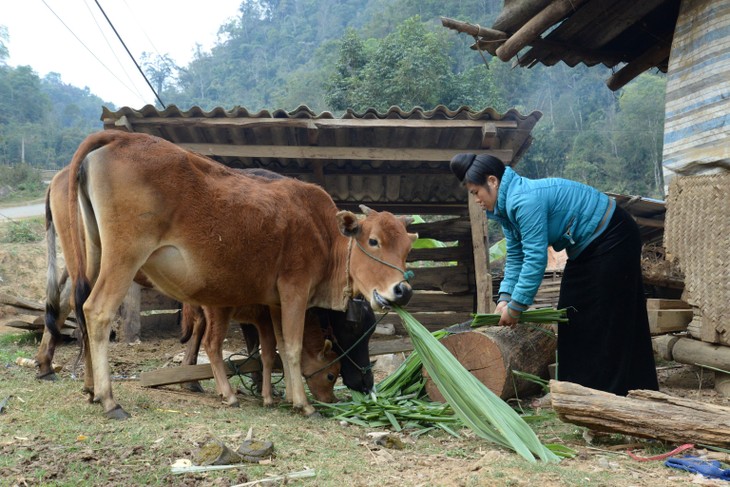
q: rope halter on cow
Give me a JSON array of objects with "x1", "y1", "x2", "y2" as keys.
[
  {"x1": 353, "y1": 238, "x2": 415, "y2": 282},
  {"x1": 302, "y1": 310, "x2": 387, "y2": 380}
]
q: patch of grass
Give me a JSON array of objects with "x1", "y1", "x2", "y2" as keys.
[
  {"x1": 0, "y1": 217, "x2": 45, "y2": 243},
  {"x1": 0, "y1": 164, "x2": 46, "y2": 204}
]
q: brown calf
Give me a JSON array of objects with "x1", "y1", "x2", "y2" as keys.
[
  {"x1": 181, "y1": 303, "x2": 339, "y2": 404},
  {"x1": 64, "y1": 131, "x2": 416, "y2": 418}
]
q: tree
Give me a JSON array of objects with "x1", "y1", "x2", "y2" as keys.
[{"x1": 141, "y1": 53, "x2": 178, "y2": 102}]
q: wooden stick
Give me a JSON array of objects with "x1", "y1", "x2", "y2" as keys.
[{"x1": 495, "y1": 0, "x2": 590, "y2": 62}]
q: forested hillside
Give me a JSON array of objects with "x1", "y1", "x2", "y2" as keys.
[{"x1": 0, "y1": 0, "x2": 666, "y2": 197}]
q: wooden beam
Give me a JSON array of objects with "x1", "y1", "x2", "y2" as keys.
[
  {"x1": 495, "y1": 0, "x2": 590, "y2": 62},
  {"x1": 369, "y1": 337, "x2": 413, "y2": 356},
  {"x1": 140, "y1": 357, "x2": 274, "y2": 388},
  {"x1": 481, "y1": 123, "x2": 498, "y2": 148},
  {"x1": 647, "y1": 309, "x2": 693, "y2": 335},
  {"x1": 671, "y1": 337, "x2": 730, "y2": 371},
  {"x1": 440, "y1": 17, "x2": 507, "y2": 41},
  {"x1": 468, "y1": 196, "x2": 493, "y2": 313},
  {"x1": 606, "y1": 40, "x2": 672, "y2": 91},
  {"x1": 551, "y1": 380, "x2": 730, "y2": 447},
  {"x1": 107, "y1": 116, "x2": 517, "y2": 131},
  {"x1": 633, "y1": 216, "x2": 664, "y2": 229},
  {"x1": 179, "y1": 144, "x2": 514, "y2": 163}
]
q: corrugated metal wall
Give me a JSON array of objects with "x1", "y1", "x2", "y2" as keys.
[{"x1": 662, "y1": 0, "x2": 730, "y2": 187}]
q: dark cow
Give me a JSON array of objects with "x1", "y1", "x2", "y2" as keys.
[{"x1": 60, "y1": 131, "x2": 416, "y2": 418}]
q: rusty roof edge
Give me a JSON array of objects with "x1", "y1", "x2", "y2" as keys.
[{"x1": 101, "y1": 104, "x2": 543, "y2": 125}]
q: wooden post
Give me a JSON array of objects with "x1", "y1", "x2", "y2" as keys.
[
  {"x1": 468, "y1": 196, "x2": 493, "y2": 313},
  {"x1": 119, "y1": 282, "x2": 142, "y2": 343}
]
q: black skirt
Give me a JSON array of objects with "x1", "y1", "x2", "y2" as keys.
[{"x1": 557, "y1": 205, "x2": 658, "y2": 395}]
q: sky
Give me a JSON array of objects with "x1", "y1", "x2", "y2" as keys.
[{"x1": 0, "y1": 0, "x2": 243, "y2": 108}]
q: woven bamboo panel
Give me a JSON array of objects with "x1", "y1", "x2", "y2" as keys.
[{"x1": 664, "y1": 173, "x2": 730, "y2": 344}]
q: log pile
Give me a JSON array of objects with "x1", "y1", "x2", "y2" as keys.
[
  {"x1": 550, "y1": 380, "x2": 730, "y2": 447},
  {"x1": 0, "y1": 292, "x2": 76, "y2": 336}
]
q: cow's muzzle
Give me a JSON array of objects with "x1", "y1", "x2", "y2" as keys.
[
  {"x1": 392, "y1": 281, "x2": 413, "y2": 306},
  {"x1": 373, "y1": 281, "x2": 413, "y2": 309}
]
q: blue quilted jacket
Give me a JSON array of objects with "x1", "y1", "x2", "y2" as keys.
[{"x1": 487, "y1": 167, "x2": 615, "y2": 308}]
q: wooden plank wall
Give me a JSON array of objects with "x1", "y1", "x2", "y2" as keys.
[{"x1": 378, "y1": 216, "x2": 476, "y2": 333}]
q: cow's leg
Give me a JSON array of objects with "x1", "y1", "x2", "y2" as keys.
[
  {"x1": 83, "y1": 272, "x2": 137, "y2": 419},
  {"x1": 240, "y1": 323, "x2": 262, "y2": 393},
  {"x1": 37, "y1": 268, "x2": 74, "y2": 379},
  {"x1": 201, "y1": 306, "x2": 238, "y2": 406},
  {"x1": 256, "y1": 317, "x2": 278, "y2": 407},
  {"x1": 180, "y1": 304, "x2": 206, "y2": 393},
  {"x1": 278, "y1": 296, "x2": 315, "y2": 416},
  {"x1": 268, "y1": 306, "x2": 293, "y2": 403}
]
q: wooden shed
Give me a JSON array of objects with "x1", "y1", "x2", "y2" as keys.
[
  {"x1": 101, "y1": 104, "x2": 542, "y2": 333},
  {"x1": 444, "y1": 0, "x2": 730, "y2": 393}
]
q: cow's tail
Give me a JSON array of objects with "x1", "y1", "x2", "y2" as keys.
[
  {"x1": 44, "y1": 187, "x2": 63, "y2": 340},
  {"x1": 67, "y1": 131, "x2": 122, "y2": 336},
  {"x1": 179, "y1": 303, "x2": 201, "y2": 344}
]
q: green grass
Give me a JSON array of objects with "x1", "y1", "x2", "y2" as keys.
[{"x1": 0, "y1": 216, "x2": 45, "y2": 243}]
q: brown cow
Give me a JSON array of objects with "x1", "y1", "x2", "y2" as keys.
[
  {"x1": 62, "y1": 131, "x2": 416, "y2": 419},
  {"x1": 38, "y1": 168, "x2": 338, "y2": 405},
  {"x1": 181, "y1": 303, "x2": 340, "y2": 404}
]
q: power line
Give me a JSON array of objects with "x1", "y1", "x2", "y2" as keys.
[
  {"x1": 94, "y1": 0, "x2": 166, "y2": 108},
  {"x1": 81, "y1": 0, "x2": 147, "y2": 103},
  {"x1": 39, "y1": 0, "x2": 141, "y2": 101}
]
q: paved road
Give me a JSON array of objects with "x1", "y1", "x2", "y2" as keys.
[{"x1": 0, "y1": 203, "x2": 45, "y2": 221}]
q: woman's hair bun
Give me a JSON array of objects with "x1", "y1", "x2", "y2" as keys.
[{"x1": 449, "y1": 153, "x2": 476, "y2": 182}]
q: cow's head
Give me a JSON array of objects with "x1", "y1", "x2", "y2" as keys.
[
  {"x1": 301, "y1": 339, "x2": 340, "y2": 403},
  {"x1": 337, "y1": 206, "x2": 417, "y2": 311}
]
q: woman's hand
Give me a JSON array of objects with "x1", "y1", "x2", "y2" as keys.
[{"x1": 498, "y1": 306, "x2": 521, "y2": 327}]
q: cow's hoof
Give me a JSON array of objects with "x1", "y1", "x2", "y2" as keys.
[
  {"x1": 105, "y1": 405, "x2": 131, "y2": 420},
  {"x1": 82, "y1": 387, "x2": 95, "y2": 403},
  {"x1": 180, "y1": 382, "x2": 205, "y2": 393},
  {"x1": 293, "y1": 404, "x2": 318, "y2": 417},
  {"x1": 36, "y1": 371, "x2": 57, "y2": 381},
  {"x1": 222, "y1": 397, "x2": 240, "y2": 408}
]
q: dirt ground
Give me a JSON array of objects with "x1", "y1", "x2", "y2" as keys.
[{"x1": 2, "y1": 233, "x2": 730, "y2": 486}]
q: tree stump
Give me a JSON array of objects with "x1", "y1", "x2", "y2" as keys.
[{"x1": 424, "y1": 324, "x2": 556, "y2": 401}]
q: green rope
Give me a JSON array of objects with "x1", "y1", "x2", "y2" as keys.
[{"x1": 354, "y1": 239, "x2": 414, "y2": 281}]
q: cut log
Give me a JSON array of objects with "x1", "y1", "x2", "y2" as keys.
[
  {"x1": 671, "y1": 337, "x2": 730, "y2": 371},
  {"x1": 550, "y1": 380, "x2": 730, "y2": 447},
  {"x1": 0, "y1": 293, "x2": 44, "y2": 311},
  {"x1": 651, "y1": 334, "x2": 681, "y2": 361},
  {"x1": 424, "y1": 324, "x2": 556, "y2": 401}
]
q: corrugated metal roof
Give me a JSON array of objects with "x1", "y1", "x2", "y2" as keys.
[{"x1": 101, "y1": 104, "x2": 542, "y2": 215}]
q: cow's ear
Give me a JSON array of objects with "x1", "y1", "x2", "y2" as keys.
[
  {"x1": 319, "y1": 339, "x2": 333, "y2": 361},
  {"x1": 399, "y1": 215, "x2": 414, "y2": 226},
  {"x1": 336, "y1": 210, "x2": 361, "y2": 237}
]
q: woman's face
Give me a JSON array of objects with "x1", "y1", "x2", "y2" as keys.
[{"x1": 466, "y1": 178, "x2": 498, "y2": 211}]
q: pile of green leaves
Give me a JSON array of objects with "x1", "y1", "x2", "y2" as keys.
[{"x1": 318, "y1": 308, "x2": 572, "y2": 462}]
